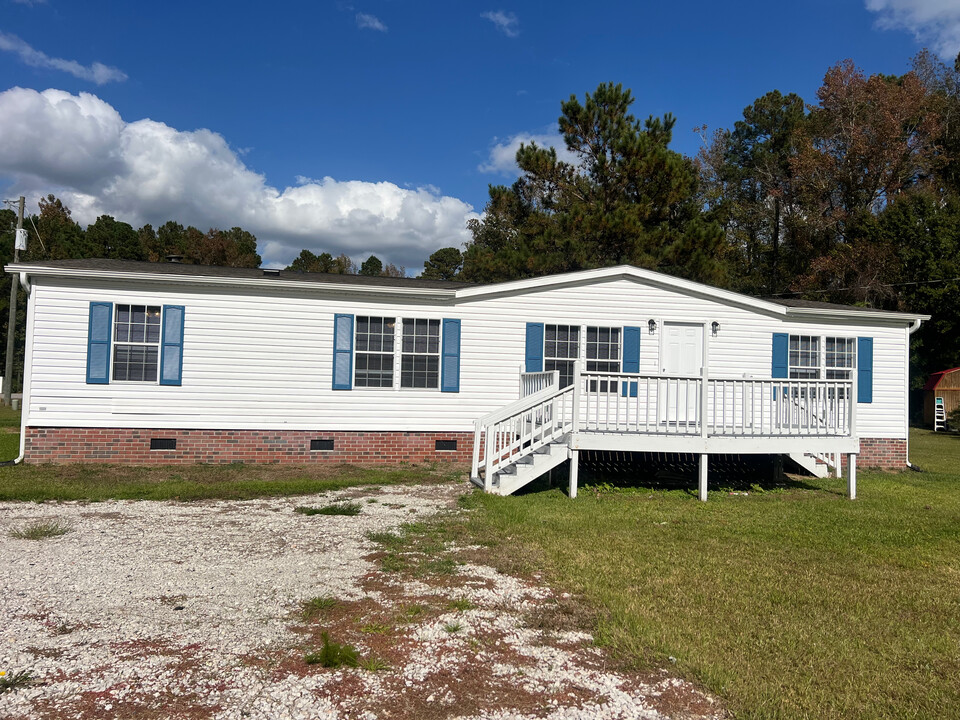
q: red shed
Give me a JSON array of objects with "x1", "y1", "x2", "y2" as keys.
[{"x1": 924, "y1": 368, "x2": 960, "y2": 427}]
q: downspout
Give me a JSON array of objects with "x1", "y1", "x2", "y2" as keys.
[
  {"x1": 8, "y1": 271, "x2": 31, "y2": 465},
  {"x1": 906, "y1": 318, "x2": 923, "y2": 471}
]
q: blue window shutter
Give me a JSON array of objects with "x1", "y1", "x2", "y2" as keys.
[
  {"x1": 525, "y1": 322, "x2": 544, "y2": 372},
  {"x1": 772, "y1": 333, "x2": 789, "y2": 378},
  {"x1": 622, "y1": 325, "x2": 640, "y2": 397},
  {"x1": 160, "y1": 305, "x2": 185, "y2": 386},
  {"x1": 857, "y1": 337, "x2": 873, "y2": 404},
  {"x1": 332, "y1": 314, "x2": 354, "y2": 390},
  {"x1": 441, "y1": 318, "x2": 461, "y2": 393},
  {"x1": 86, "y1": 301, "x2": 112, "y2": 384}
]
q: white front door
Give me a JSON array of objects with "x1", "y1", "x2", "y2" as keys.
[{"x1": 661, "y1": 322, "x2": 703, "y2": 425}]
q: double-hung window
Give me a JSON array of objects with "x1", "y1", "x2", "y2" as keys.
[
  {"x1": 355, "y1": 316, "x2": 395, "y2": 388},
  {"x1": 788, "y1": 335, "x2": 821, "y2": 379},
  {"x1": 350, "y1": 316, "x2": 445, "y2": 390},
  {"x1": 789, "y1": 335, "x2": 857, "y2": 380},
  {"x1": 113, "y1": 304, "x2": 162, "y2": 382},
  {"x1": 86, "y1": 301, "x2": 184, "y2": 385},
  {"x1": 586, "y1": 327, "x2": 621, "y2": 392},
  {"x1": 401, "y1": 318, "x2": 441, "y2": 389},
  {"x1": 544, "y1": 325, "x2": 580, "y2": 388},
  {"x1": 788, "y1": 334, "x2": 856, "y2": 399},
  {"x1": 825, "y1": 337, "x2": 856, "y2": 380}
]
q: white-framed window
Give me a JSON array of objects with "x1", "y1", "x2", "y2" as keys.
[
  {"x1": 355, "y1": 316, "x2": 395, "y2": 388},
  {"x1": 789, "y1": 335, "x2": 821, "y2": 379},
  {"x1": 352, "y1": 316, "x2": 443, "y2": 390},
  {"x1": 586, "y1": 326, "x2": 621, "y2": 393},
  {"x1": 542, "y1": 325, "x2": 623, "y2": 389},
  {"x1": 586, "y1": 327, "x2": 621, "y2": 372},
  {"x1": 401, "y1": 318, "x2": 441, "y2": 388},
  {"x1": 789, "y1": 334, "x2": 856, "y2": 381},
  {"x1": 825, "y1": 337, "x2": 856, "y2": 380},
  {"x1": 545, "y1": 324, "x2": 580, "y2": 388},
  {"x1": 113, "y1": 304, "x2": 161, "y2": 382}
]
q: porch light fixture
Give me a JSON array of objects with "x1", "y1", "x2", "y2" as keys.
[
  {"x1": 648, "y1": 319, "x2": 657, "y2": 334},
  {"x1": 711, "y1": 321, "x2": 720, "y2": 336}
]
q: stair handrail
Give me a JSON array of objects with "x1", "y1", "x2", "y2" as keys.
[{"x1": 471, "y1": 373, "x2": 569, "y2": 486}]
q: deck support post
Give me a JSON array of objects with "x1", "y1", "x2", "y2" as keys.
[
  {"x1": 569, "y1": 449, "x2": 579, "y2": 499},
  {"x1": 847, "y1": 453, "x2": 857, "y2": 500},
  {"x1": 698, "y1": 453, "x2": 708, "y2": 502},
  {"x1": 773, "y1": 454, "x2": 783, "y2": 482}
]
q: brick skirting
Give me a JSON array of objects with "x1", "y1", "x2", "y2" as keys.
[
  {"x1": 23, "y1": 428, "x2": 474, "y2": 465},
  {"x1": 22, "y1": 426, "x2": 908, "y2": 469},
  {"x1": 847, "y1": 437, "x2": 907, "y2": 470}
]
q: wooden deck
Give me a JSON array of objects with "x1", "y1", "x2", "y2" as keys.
[{"x1": 472, "y1": 365, "x2": 860, "y2": 500}]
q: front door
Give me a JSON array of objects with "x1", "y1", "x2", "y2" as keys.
[{"x1": 661, "y1": 322, "x2": 703, "y2": 425}]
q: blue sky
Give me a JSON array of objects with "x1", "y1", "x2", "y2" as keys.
[{"x1": 0, "y1": 0, "x2": 954, "y2": 270}]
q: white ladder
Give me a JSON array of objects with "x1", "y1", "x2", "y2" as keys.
[{"x1": 935, "y1": 397, "x2": 947, "y2": 432}]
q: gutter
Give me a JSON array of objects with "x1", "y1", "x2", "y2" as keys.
[
  {"x1": 906, "y1": 318, "x2": 924, "y2": 472},
  {"x1": 4, "y1": 264, "x2": 457, "y2": 302}
]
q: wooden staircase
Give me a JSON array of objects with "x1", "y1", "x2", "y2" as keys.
[
  {"x1": 472, "y1": 438, "x2": 570, "y2": 496},
  {"x1": 789, "y1": 451, "x2": 839, "y2": 478}
]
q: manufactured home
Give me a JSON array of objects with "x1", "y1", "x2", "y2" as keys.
[{"x1": 6, "y1": 259, "x2": 928, "y2": 500}]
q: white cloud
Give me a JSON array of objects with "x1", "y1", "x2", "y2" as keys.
[
  {"x1": 0, "y1": 88, "x2": 477, "y2": 270},
  {"x1": 481, "y1": 10, "x2": 519, "y2": 38},
  {"x1": 0, "y1": 31, "x2": 127, "y2": 84},
  {"x1": 356, "y1": 12, "x2": 387, "y2": 32},
  {"x1": 866, "y1": 0, "x2": 960, "y2": 57},
  {"x1": 478, "y1": 131, "x2": 579, "y2": 175}
]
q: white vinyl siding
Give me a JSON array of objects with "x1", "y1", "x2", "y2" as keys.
[{"x1": 23, "y1": 276, "x2": 911, "y2": 440}]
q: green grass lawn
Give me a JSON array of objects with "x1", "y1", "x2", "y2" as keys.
[
  {"x1": 459, "y1": 429, "x2": 960, "y2": 720},
  {"x1": 0, "y1": 460, "x2": 460, "y2": 502}
]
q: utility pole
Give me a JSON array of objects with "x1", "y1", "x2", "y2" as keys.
[{"x1": 3, "y1": 196, "x2": 24, "y2": 407}]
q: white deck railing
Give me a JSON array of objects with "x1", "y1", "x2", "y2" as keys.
[
  {"x1": 520, "y1": 369, "x2": 559, "y2": 398},
  {"x1": 472, "y1": 366, "x2": 855, "y2": 485},
  {"x1": 578, "y1": 371, "x2": 854, "y2": 437}
]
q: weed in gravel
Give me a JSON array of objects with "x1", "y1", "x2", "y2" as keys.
[
  {"x1": 444, "y1": 622, "x2": 462, "y2": 634},
  {"x1": 379, "y1": 553, "x2": 406, "y2": 572},
  {"x1": 447, "y1": 598, "x2": 475, "y2": 612},
  {"x1": 301, "y1": 596, "x2": 339, "y2": 620},
  {"x1": 418, "y1": 556, "x2": 458, "y2": 576},
  {"x1": 295, "y1": 503, "x2": 361, "y2": 517},
  {"x1": 366, "y1": 498, "x2": 378, "y2": 504},
  {"x1": 359, "y1": 622, "x2": 391, "y2": 635},
  {"x1": 398, "y1": 604, "x2": 427, "y2": 623},
  {"x1": 367, "y1": 531, "x2": 407, "y2": 550},
  {"x1": 9, "y1": 519, "x2": 72, "y2": 540},
  {"x1": 304, "y1": 633, "x2": 358, "y2": 668},
  {"x1": 358, "y1": 656, "x2": 391, "y2": 671},
  {"x1": 0, "y1": 670, "x2": 35, "y2": 694}
]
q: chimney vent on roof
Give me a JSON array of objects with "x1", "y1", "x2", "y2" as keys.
[{"x1": 166, "y1": 255, "x2": 184, "y2": 263}]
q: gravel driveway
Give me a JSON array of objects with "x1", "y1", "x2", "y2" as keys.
[{"x1": 0, "y1": 482, "x2": 722, "y2": 719}]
